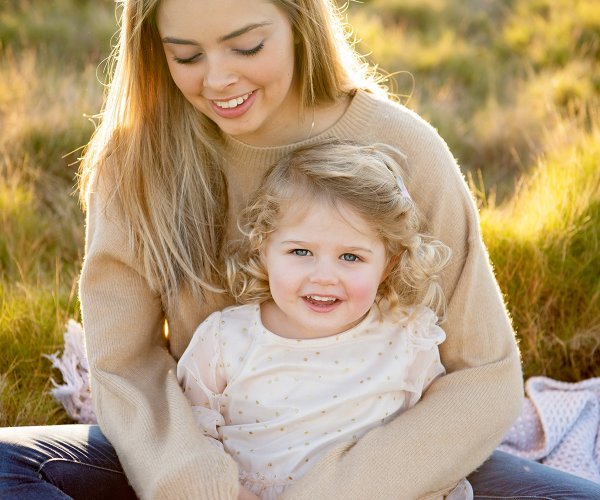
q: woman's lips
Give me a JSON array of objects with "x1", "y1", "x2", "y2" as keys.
[{"x1": 210, "y1": 90, "x2": 256, "y2": 118}]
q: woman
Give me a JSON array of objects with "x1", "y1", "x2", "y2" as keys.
[{"x1": 1, "y1": 0, "x2": 599, "y2": 499}]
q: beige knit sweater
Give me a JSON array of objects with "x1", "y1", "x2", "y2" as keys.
[{"x1": 80, "y1": 90, "x2": 523, "y2": 500}]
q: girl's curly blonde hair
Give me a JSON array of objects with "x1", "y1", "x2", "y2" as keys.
[{"x1": 227, "y1": 140, "x2": 452, "y2": 317}]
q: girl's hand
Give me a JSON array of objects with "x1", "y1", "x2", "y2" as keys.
[{"x1": 238, "y1": 484, "x2": 261, "y2": 500}]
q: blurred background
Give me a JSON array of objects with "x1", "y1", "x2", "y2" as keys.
[{"x1": 0, "y1": 0, "x2": 598, "y2": 425}]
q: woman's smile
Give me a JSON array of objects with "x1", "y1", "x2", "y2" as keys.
[
  {"x1": 212, "y1": 91, "x2": 254, "y2": 110},
  {"x1": 210, "y1": 90, "x2": 257, "y2": 118}
]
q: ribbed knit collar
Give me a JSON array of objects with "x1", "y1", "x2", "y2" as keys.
[{"x1": 221, "y1": 89, "x2": 377, "y2": 168}]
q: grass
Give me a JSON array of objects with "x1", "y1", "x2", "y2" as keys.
[
  {"x1": 0, "y1": 0, "x2": 598, "y2": 425},
  {"x1": 0, "y1": 0, "x2": 113, "y2": 425},
  {"x1": 479, "y1": 122, "x2": 600, "y2": 381},
  {"x1": 347, "y1": 0, "x2": 600, "y2": 196}
]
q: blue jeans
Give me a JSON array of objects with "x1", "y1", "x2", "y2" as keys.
[{"x1": 1, "y1": 425, "x2": 599, "y2": 499}]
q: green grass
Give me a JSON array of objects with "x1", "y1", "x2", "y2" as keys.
[
  {"x1": 479, "y1": 126, "x2": 600, "y2": 381},
  {"x1": 0, "y1": 0, "x2": 111, "y2": 425},
  {"x1": 0, "y1": 0, "x2": 598, "y2": 425}
]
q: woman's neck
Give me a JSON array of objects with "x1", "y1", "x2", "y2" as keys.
[{"x1": 226, "y1": 94, "x2": 352, "y2": 148}]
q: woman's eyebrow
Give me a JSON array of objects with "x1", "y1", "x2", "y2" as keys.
[
  {"x1": 219, "y1": 21, "x2": 273, "y2": 42},
  {"x1": 161, "y1": 36, "x2": 200, "y2": 45},
  {"x1": 161, "y1": 21, "x2": 273, "y2": 46}
]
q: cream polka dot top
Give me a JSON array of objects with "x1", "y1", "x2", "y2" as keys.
[{"x1": 177, "y1": 303, "x2": 445, "y2": 500}]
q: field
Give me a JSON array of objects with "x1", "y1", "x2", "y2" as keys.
[{"x1": 0, "y1": 0, "x2": 598, "y2": 425}]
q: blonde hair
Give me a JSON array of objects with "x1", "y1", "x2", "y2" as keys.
[
  {"x1": 78, "y1": 0, "x2": 387, "y2": 306},
  {"x1": 227, "y1": 140, "x2": 452, "y2": 316}
]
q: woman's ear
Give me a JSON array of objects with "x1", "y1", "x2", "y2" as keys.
[{"x1": 381, "y1": 255, "x2": 399, "y2": 283}]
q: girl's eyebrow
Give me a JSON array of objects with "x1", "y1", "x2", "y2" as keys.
[
  {"x1": 281, "y1": 241, "x2": 374, "y2": 254},
  {"x1": 161, "y1": 21, "x2": 273, "y2": 46}
]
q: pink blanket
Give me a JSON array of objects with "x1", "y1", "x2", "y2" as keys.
[{"x1": 499, "y1": 376, "x2": 600, "y2": 484}]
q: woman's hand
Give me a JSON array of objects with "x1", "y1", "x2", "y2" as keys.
[{"x1": 238, "y1": 484, "x2": 261, "y2": 500}]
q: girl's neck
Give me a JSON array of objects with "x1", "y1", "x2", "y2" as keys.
[{"x1": 259, "y1": 299, "x2": 372, "y2": 341}]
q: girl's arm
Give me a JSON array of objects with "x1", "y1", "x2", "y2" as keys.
[
  {"x1": 177, "y1": 313, "x2": 227, "y2": 448},
  {"x1": 80, "y1": 187, "x2": 239, "y2": 500},
  {"x1": 178, "y1": 313, "x2": 261, "y2": 500},
  {"x1": 280, "y1": 101, "x2": 523, "y2": 499}
]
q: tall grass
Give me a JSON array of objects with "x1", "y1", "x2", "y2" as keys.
[
  {"x1": 0, "y1": 0, "x2": 598, "y2": 425},
  {"x1": 479, "y1": 120, "x2": 600, "y2": 381},
  {"x1": 347, "y1": 0, "x2": 600, "y2": 198},
  {"x1": 0, "y1": 0, "x2": 114, "y2": 425}
]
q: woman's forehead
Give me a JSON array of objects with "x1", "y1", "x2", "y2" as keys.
[{"x1": 156, "y1": 0, "x2": 284, "y2": 39}]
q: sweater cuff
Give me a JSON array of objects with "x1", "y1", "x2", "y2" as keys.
[{"x1": 149, "y1": 450, "x2": 240, "y2": 500}]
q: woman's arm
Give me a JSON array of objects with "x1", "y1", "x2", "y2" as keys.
[
  {"x1": 282, "y1": 104, "x2": 524, "y2": 499},
  {"x1": 80, "y1": 188, "x2": 239, "y2": 500}
]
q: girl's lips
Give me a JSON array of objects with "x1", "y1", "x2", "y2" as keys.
[
  {"x1": 302, "y1": 295, "x2": 341, "y2": 313},
  {"x1": 209, "y1": 90, "x2": 257, "y2": 119}
]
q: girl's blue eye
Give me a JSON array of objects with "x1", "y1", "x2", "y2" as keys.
[
  {"x1": 235, "y1": 41, "x2": 264, "y2": 56},
  {"x1": 292, "y1": 249, "x2": 311, "y2": 257},
  {"x1": 340, "y1": 253, "x2": 360, "y2": 262}
]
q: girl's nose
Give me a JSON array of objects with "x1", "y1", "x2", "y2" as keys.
[
  {"x1": 203, "y1": 56, "x2": 238, "y2": 91},
  {"x1": 309, "y1": 260, "x2": 339, "y2": 286}
]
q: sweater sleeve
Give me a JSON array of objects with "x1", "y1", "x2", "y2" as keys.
[
  {"x1": 282, "y1": 104, "x2": 524, "y2": 499},
  {"x1": 79, "y1": 186, "x2": 239, "y2": 500}
]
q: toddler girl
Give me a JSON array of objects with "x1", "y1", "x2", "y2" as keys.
[{"x1": 177, "y1": 141, "x2": 467, "y2": 499}]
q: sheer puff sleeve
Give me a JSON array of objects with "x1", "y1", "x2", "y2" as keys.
[{"x1": 177, "y1": 312, "x2": 228, "y2": 450}]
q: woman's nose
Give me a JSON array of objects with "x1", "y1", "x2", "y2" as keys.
[{"x1": 203, "y1": 56, "x2": 238, "y2": 91}]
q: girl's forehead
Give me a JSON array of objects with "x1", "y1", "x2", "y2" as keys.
[{"x1": 277, "y1": 197, "x2": 375, "y2": 236}]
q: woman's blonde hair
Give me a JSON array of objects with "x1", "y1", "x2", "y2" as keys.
[
  {"x1": 227, "y1": 140, "x2": 452, "y2": 316},
  {"x1": 78, "y1": 0, "x2": 387, "y2": 306}
]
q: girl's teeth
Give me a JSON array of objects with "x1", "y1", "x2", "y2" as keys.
[
  {"x1": 215, "y1": 92, "x2": 251, "y2": 109},
  {"x1": 307, "y1": 296, "x2": 336, "y2": 302}
]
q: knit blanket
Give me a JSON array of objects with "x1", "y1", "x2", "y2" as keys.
[
  {"x1": 44, "y1": 320, "x2": 96, "y2": 424},
  {"x1": 46, "y1": 321, "x2": 600, "y2": 484},
  {"x1": 498, "y1": 376, "x2": 600, "y2": 484}
]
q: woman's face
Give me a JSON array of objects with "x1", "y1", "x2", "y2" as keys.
[{"x1": 157, "y1": 0, "x2": 301, "y2": 146}]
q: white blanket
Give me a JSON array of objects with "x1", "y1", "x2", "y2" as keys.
[{"x1": 499, "y1": 376, "x2": 600, "y2": 484}]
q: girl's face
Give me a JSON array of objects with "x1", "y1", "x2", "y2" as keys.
[
  {"x1": 157, "y1": 0, "x2": 301, "y2": 146},
  {"x1": 261, "y1": 199, "x2": 391, "y2": 339}
]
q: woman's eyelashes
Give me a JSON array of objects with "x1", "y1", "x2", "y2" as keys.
[
  {"x1": 173, "y1": 53, "x2": 202, "y2": 64},
  {"x1": 234, "y1": 41, "x2": 265, "y2": 56},
  {"x1": 173, "y1": 41, "x2": 265, "y2": 65}
]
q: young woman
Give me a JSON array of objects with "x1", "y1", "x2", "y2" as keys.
[{"x1": 1, "y1": 1, "x2": 599, "y2": 499}]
